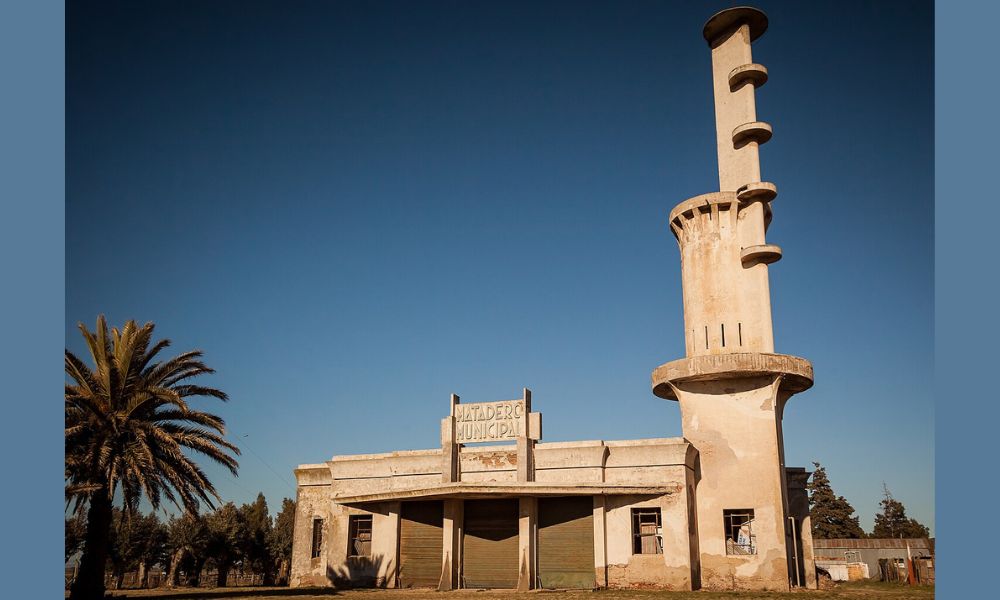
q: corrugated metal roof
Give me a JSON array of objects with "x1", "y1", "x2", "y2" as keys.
[{"x1": 813, "y1": 538, "x2": 931, "y2": 550}]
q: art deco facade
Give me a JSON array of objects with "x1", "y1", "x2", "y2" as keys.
[{"x1": 291, "y1": 7, "x2": 817, "y2": 591}]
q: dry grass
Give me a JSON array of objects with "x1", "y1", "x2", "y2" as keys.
[{"x1": 105, "y1": 581, "x2": 933, "y2": 600}]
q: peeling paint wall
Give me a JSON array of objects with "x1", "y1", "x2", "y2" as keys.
[
  {"x1": 676, "y1": 376, "x2": 792, "y2": 590},
  {"x1": 325, "y1": 502, "x2": 398, "y2": 588},
  {"x1": 602, "y1": 491, "x2": 695, "y2": 590},
  {"x1": 289, "y1": 466, "x2": 332, "y2": 588},
  {"x1": 459, "y1": 448, "x2": 517, "y2": 483}
]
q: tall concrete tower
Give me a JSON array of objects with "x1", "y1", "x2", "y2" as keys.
[{"x1": 651, "y1": 7, "x2": 815, "y2": 590}]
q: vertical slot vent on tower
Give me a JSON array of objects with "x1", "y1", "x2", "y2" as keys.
[
  {"x1": 738, "y1": 322, "x2": 743, "y2": 346},
  {"x1": 721, "y1": 324, "x2": 726, "y2": 347},
  {"x1": 704, "y1": 326, "x2": 709, "y2": 350}
]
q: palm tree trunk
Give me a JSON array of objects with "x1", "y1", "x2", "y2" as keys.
[
  {"x1": 278, "y1": 558, "x2": 289, "y2": 585},
  {"x1": 216, "y1": 564, "x2": 229, "y2": 587},
  {"x1": 69, "y1": 492, "x2": 113, "y2": 600},
  {"x1": 187, "y1": 557, "x2": 206, "y2": 587},
  {"x1": 167, "y1": 550, "x2": 183, "y2": 588},
  {"x1": 137, "y1": 561, "x2": 148, "y2": 589}
]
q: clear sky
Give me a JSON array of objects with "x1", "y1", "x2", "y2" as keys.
[{"x1": 66, "y1": 0, "x2": 933, "y2": 534}]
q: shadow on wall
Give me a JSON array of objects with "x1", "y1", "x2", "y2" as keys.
[
  {"x1": 604, "y1": 494, "x2": 664, "y2": 512},
  {"x1": 328, "y1": 554, "x2": 393, "y2": 589}
]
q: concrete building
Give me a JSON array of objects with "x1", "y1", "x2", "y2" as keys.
[{"x1": 291, "y1": 7, "x2": 817, "y2": 591}]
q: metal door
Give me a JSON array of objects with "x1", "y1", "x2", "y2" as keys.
[
  {"x1": 538, "y1": 496, "x2": 595, "y2": 589},
  {"x1": 462, "y1": 499, "x2": 519, "y2": 588},
  {"x1": 399, "y1": 501, "x2": 443, "y2": 588}
]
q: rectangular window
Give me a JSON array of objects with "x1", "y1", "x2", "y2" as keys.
[
  {"x1": 348, "y1": 515, "x2": 373, "y2": 558},
  {"x1": 723, "y1": 509, "x2": 756, "y2": 555},
  {"x1": 310, "y1": 518, "x2": 324, "y2": 559},
  {"x1": 631, "y1": 508, "x2": 663, "y2": 554}
]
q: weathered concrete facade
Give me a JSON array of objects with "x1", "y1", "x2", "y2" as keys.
[
  {"x1": 291, "y1": 6, "x2": 816, "y2": 592},
  {"x1": 292, "y1": 422, "x2": 702, "y2": 590},
  {"x1": 650, "y1": 5, "x2": 816, "y2": 591}
]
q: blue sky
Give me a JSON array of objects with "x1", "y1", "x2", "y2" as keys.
[{"x1": 66, "y1": 0, "x2": 933, "y2": 534}]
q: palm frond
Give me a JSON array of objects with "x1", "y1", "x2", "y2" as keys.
[{"x1": 65, "y1": 317, "x2": 239, "y2": 518}]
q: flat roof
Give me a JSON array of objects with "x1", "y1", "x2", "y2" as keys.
[
  {"x1": 315, "y1": 436, "x2": 689, "y2": 466},
  {"x1": 813, "y1": 538, "x2": 932, "y2": 549},
  {"x1": 333, "y1": 482, "x2": 681, "y2": 504}
]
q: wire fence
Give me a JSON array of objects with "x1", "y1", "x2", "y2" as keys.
[{"x1": 66, "y1": 566, "x2": 287, "y2": 590}]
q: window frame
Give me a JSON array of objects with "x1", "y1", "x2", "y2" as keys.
[
  {"x1": 310, "y1": 517, "x2": 324, "y2": 559},
  {"x1": 631, "y1": 507, "x2": 663, "y2": 555},
  {"x1": 347, "y1": 514, "x2": 373, "y2": 558},
  {"x1": 723, "y1": 509, "x2": 757, "y2": 555}
]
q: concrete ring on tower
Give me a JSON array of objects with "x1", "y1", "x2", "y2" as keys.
[
  {"x1": 732, "y1": 121, "x2": 772, "y2": 148},
  {"x1": 741, "y1": 244, "x2": 782, "y2": 267},
  {"x1": 703, "y1": 6, "x2": 768, "y2": 47},
  {"x1": 668, "y1": 191, "x2": 739, "y2": 239},
  {"x1": 667, "y1": 190, "x2": 778, "y2": 241},
  {"x1": 668, "y1": 191, "x2": 738, "y2": 223},
  {"x1": 736, "y1": 181, "x2": 777, "y2": 204},
  {"x1": 729, "y1": 63, "x2": 768, "y2": 90},
  {"x1": 651, "y1": 353, "x2": 813, "y2": 401}
]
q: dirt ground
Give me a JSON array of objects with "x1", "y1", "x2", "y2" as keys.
[{"x1": 105, "y1": 581, "x2": 933, "y2": 600}]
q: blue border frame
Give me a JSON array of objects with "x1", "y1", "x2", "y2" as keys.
[
  {"x1": 0, "y1": 0, "x2": 64, "y2": 597},
  {"x1": 1, "y1": 1, "x2": 996, "y2": 596},
  {"x1": 936, "y1": 0, "x2": 999, "y2": 598}
]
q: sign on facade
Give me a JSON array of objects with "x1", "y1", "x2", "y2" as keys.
[{"x1": 454, "y1": 399, "x2": 525, "y2": 443}]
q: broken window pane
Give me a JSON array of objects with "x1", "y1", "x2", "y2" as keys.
[
  {"x1": 723, "y1": 509, "x2": 756, "y2": 555},
  {"x1": 348, "y1": 515, "x2": 373, "y2": 557},
  {"x1": 310, "y1": 518, "x2": 324, "y2": 559},
  {"x1": 631, "y1": 508, "x2": 663, "y2": 555}
]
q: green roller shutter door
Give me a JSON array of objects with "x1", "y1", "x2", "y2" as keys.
[
  {"x1": 538, "y1": 496, "x2": 595, "y2": 589},
  {"x1": 463, "y1": 499, "x2": 519, "y2": 589},
  {"x1": 399, "y1": 501, "x2": 443, "y2": 588}
]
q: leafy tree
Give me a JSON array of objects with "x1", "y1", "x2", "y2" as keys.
[
  {"x1": 106, "y1": 508, "x2": 168, "y2": 589},
  {"x1": 240, "y1": 493, "x2": 275, "y2": 584},
  {"x1": 806, "y1": 462, "x2": 865, "y2": 539},
  {"x1": 872, "y1": 484, "x2": 930, "y2": 539},
  {"x1": 107, "y1": 508, "x2": 134, "y2": 590},
  {"x1": 205, "y1": 502, "x2": 245, "y2": 587},
  {"x1": 269, "y1": 498, "x2": 296, "y2": 585},
  {"x1": 108, "y1": 507, "x2": 130, "y2": 590},
  {"x1": 166, "y1": 512, "x2": 209, "y2": 587},
  {"x1": 65, "y1": 316, "x2": 240, "y2": 600},
  {"x1": 66, "y1": 511, "x2": 87, "y2": 564},
  {"x1": 133, "y1": 512, "x2": 169, "y2": 588}
]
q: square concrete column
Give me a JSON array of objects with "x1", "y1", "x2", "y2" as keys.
[
  {"x1": 660, "y1": 483, "x2": 697, "y2": 591},
  {"x1": 517, "y1": 496, "x2": 538, "y2": 591},
  {"x1": 439, "y1": 499, "x2": 463, "y2": 591},
  {"x1": 372, "y1": 502, "x2": 401, "y2": 588},
  {"x1": 516, "y1": 389, "x2": 543, "y2": 482},
  {"x1": 785, "y1": 467, "x2": 817, "y2": 589},
  {"x1": 442, "y1": 394, "x2": 460, "y2": 483},
  {"x1": 799, "y1": 513, "x2": 818, "y2": 589},
  {"x1": 516, "y1": 436, "x2": 534, "y2": 482},
  {"x1": 593, "y1": 495, "x2": 608, "y2": 588}
]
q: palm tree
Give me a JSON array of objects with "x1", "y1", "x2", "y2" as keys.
[{"x1": 65, "y1": 316, "x2": 240, "y2": 599}]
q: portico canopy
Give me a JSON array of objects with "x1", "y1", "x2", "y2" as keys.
[{"x1": 333, "y1": 482, "x2": 681, "y2": 505}]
